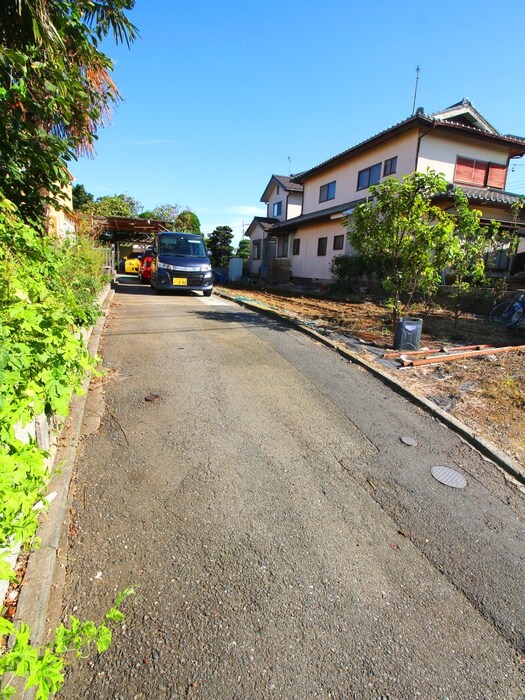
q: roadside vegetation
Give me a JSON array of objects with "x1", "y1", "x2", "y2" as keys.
[{"x1": 0, "y1": 1, "x2": 137, "y2": 697}]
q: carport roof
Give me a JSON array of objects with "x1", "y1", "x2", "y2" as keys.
[{"x1": 85, "y1": 215, "x2": 173, "y2": 243}]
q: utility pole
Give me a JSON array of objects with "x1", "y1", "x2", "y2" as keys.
[{"x1": 288, "y1": 156, "x2": 292, "y2": 176}]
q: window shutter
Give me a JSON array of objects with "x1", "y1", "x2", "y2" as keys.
[
  {"x1": 487, "y1": 163, "x2": 507, "y2": 189},
  {"x1": 472, "y1": 160, "x2": 488, "y2": 185},
  {"x1": 454, "y1": 157, "x2": 488, "y2": 186},
  {"x1": 454, "y1": 157, "x2": 473, "y2": 183}
]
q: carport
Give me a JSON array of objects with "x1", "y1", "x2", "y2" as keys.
[{"x1": 92, "y1": 215, "x2": 174, "y2": 271}]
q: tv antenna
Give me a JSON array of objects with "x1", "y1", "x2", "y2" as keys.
[{"x1": 412, "y1": 65, "x2": 420, "y2": 115}]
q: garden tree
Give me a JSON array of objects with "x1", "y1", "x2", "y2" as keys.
[
  {"x1": 0, "y1": 0, "x2": 137, "y2": 225},
  {"x1": 138, "y1": 210, "x2": 157, "y2": 220},
  {"x1": 151, "y1": 203, "x2": 180, "y2": 222},
  {"x1": 207, "y1": 225, "x2": 234, "y2": 267},
  {"x1": 448, "y1": 189, "x2": 503, "y2": 326},
  {"x1": 174, "y1": 210, "x2": 201, "y2": 233},
  {"x1": 346, "y1": 170, "x2": 456, "y2": 326},
  {"x1": 72, "y1": 183, "x2": 94, "y2": 211},
  {"x1": 236, "y1": 238, "x2": 250, "y2": 260},
  {"x1": 88, "y1": 193, "x2": 142, "y2": 218}
]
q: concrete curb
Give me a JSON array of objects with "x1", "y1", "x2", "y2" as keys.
[
  {"x1": 215, "y1": 288, "x2": 525, "y2": 486},
  {"x1": 12, "y1": 286, "x2": 114, "y2": 672}
]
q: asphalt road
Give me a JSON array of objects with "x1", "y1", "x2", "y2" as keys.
[{"x1": 59, "y1": 276, "x2": 525, "y2": 700}]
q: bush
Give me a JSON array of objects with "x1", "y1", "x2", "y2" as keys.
[
  {"x1": 329, "y1": 253, "x2": 381, "y2": 294},
  {"x1": 0, "y1": 196, "x2": 106, "y2": 578}
]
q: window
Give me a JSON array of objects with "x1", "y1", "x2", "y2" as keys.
[
  {"x1": 357, "y1": 163, "x2": 382, "y2": 190},
  {"x1": 454, "y1": 156, "x2": 507, "y2": 189},
  {"x1": 292, "y1": 238, "x2": 300, "y2": 255},
  {"x1": 317, "y1": 237, "x2": 327, "y2": 256},
  {"x1": 383, "y1": 156, "x2": 397, "y2": 177},
  {"x1": 319, "y1": 181, "x2": 336, "y2": 202},
  {"x1": 273, "y1": 200, "x2": 282, "y2": 217},
  {"x1": 277, "y1": 234, "x2": 289, "y2": 258},
  {"x1": 485, "y1": 247, "x2": 510, "y2": 272},
  {"x1": 252, "y1": 240, "x2": 261, "y2": 260},
  {"x1": 333, "y1": 234, "x2": 344, "y2": 251}
]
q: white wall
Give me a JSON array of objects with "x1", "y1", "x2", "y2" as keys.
[
  {"x1": 287, "y1": 191, "x2": 303, "y2": 219},
  {"x1": 266, "y1": 182, "x2": 286, "y2": 221},
  {"x1": 290, "y1": 219, "x2": 349, "y2": 281},
  {"x1": 301, "y1": 130, "x2": 419, "y2": 214},
  {"x1": 417, "y1": 133, "x2": 509, "y2": 183}
]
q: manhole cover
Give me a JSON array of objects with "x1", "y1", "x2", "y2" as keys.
[
  {"x1": 431, "y1": 466, "x2": 467, "y2": 489},
  {"x1": 401, "y1": 436, "x2": 418, "y2": 446}
]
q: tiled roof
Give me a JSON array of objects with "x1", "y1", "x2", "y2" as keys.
[
  {"x1": 444, "y1": 186, "x2": 524, "y2": 206},
  {"x1": 260, "y1": 175, "x2": 304, "y2": 203},
  {"x1": 270, "y1": 197, "x2": 368, "y2": 234},
  {"x1": 294, "y1": 109, "x2": 525, "y2": 183},
  {"x1": 245, "y1": 216, "x2": 279, "y2": 236},
  {"x1": 273, "y1": 175, "x2": 303, "y2": 192}
]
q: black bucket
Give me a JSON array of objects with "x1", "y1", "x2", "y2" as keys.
[{"x1": 393, "y1": 317, "x2": 423, "y2": 351}]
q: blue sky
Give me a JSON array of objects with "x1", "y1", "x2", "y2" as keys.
[{"x1": 71, "y1": 0, "x2": 525, "y2": 246}]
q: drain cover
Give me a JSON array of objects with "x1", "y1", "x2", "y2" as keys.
[{"x1": 431, "y1": 466, "x2": 467, "y2": 489}]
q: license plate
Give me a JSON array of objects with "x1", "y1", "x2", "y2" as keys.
[{"x1": 173, "y1": 278, "x2": 187, "y2": 286}]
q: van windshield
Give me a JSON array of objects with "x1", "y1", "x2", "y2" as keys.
[{"x1": 158, "y1": 235, "x2": 206, "y2": 258}]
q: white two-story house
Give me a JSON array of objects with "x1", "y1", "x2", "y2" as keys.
[
  {"x1": 246, "y1": 100, "x2": 525, "y2": 284},
  {"x1": 246, "y1": 175, "x2": 303, "y2": 278}
]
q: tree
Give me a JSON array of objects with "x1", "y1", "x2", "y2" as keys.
[
  {"x1": 174, "y1": 210, "x2": 201, "y2": 234},
  {"x1": 151, "y1": 203, "x2": 180, "y2": 222},
  {"x1": 207, "y1": 226, "x2": 234, "y2": 267},
  {"x1": 448, "y1": 188, "x2": 502, "y2": 326},
  {"x1": 346, "y1": 170, "x2": 456, "y2": 325},
  {"x1": 0, "y1": 1, "x2": 137, "y2": 225},
  {"x1": 72, "y1": 184, "x2": 94, "y2": 211},
  {"x1": 88, "y1": 193, "x2": 141, "y2": 218},
  {"x1": 236, "y1": 238, "x2": 250, "y2": 260}
]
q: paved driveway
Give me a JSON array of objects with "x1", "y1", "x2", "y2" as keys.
[{"x1": 59, "y1": 277, "x2": 525, "y2": 699}]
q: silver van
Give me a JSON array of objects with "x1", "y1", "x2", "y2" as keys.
[{"x1": 150, "y1": 232, "x2": 213, "y2": 296}]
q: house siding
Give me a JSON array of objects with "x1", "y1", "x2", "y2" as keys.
[
  {"x1": 290, "y1": 220, "x2": 351, "y2": 281},
  {"x1": 266, "y1": 182, "x2": 286, "y2": 221},
  {"x1": 417, "y1": 133, "x2": 509, "y2": 186},
  {"x1": 287, "y1": 191, "x2": 303, "y2": 219},
  {"x1": 301, "y1": 130, "x2": 419, "y2": 214}
]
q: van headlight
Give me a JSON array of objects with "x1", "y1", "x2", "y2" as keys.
[{"x1": 200, "y1": 264, "x2": 212, "y2": 272}]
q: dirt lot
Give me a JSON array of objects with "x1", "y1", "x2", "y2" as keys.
[{"x1": 217, "y1": 285, "x2": 525, "y2": 470}]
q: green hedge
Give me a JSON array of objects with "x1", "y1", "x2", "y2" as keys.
[{"x1": 0, "y1": 196, "x2": 106, "y2": 579}]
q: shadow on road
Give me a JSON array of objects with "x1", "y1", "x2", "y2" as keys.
[
  {"x1": 194, "y1": 308, "x2": 293, "y2": 333},
  {"x1": 113, "y1": 276, "x2": 205, "y2": 298}
]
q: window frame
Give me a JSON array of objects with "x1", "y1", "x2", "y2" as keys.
[
  {"x1": 383, "y1": 156, "x2": 397, "y2": 177},
  {"x1": 292, "y1": 238, "x2": 300, "y2": 255},
  {"x1": 317, "y1": 237, "x2": 328, "y2": 256},
  {"x1": 319, "y1": 181, "x2": 336, "y2": 203},
  {"x1": 273, "y1": 200, "x2": 282, "y2": 217},
  {"x1": 276, "y1": 234, "x2": 289, "y2": 258},
  {"x1": 357, "y1": 162, "x2": 382, "y2": 191},
  {"x1": 333, "y1": 234, "x2": 344, "y2": 251},
  {"x1": 454, "y1": 156, "x2": 507, "y2": 189},
  {"x1": 252, "y1": 240, "x2": 261, "y2": 260}
]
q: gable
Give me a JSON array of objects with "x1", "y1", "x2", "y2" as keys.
[{"x1": 431, "y1": 99, "x2": 499, "y2": 135}]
